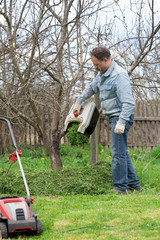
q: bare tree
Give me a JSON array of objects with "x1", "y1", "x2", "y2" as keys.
[
  {"x1": 0, "y1": 0, "x2": 113, "y2": 169},
  {"x1": 105, "y1": 0, "x2": 160, "y2": 101},
  {"x1": 1, "y1": 0, "x2": 158, "y2": 169}
]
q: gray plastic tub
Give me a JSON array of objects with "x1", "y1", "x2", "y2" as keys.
[{"x1": 64, "y1": 102, "x2": 99, "y2": 137}]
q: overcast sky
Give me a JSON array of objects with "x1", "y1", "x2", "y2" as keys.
[{"x1": 101, "y1": 0, "x2": 160, "y2": 25}]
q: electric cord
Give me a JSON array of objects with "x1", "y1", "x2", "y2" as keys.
[
  {"x1": 0, "y1": 160, "x2": 8, "y2": 163},
  {"x1": 62, "y1": 224, "x2": 114, "y2": 233}
]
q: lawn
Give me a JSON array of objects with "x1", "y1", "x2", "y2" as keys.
[
  {"x1": 0, "y1": 144, "x2": 160, "y2": 239},
  {"x1": 7, "y1": 192, "x2": 160, "y2": 240}
]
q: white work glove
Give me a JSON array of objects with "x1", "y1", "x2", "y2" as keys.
[
  {"x1": 114, "y1": 122, "x2": 125, "y2": 134},
  {"x1": 72, "y1": 102, "x2": 81, "y2": 115}
]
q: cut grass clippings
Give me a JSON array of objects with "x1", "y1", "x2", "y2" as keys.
[{"x1": 0, "y1": 161, "x2": 112, "y2": 196}]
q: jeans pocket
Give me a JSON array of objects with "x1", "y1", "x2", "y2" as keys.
[
  {"x1": 108, "y1": 116, "x2": 119, "y2": 124},
  {"x1": 125, "y1": 114, "x2": 134, "y2": 131}
]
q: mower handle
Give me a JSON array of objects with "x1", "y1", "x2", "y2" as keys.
[
  {"x1": 0, "y1": 117, "x2": 18, "y2": 149},
  {"x1": 0, "y1": 117, "x2": 31, "y2": 203}
]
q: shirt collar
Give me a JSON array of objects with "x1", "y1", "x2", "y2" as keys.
[{"x1": 101, "y1": 59, "x2": 115, "y2": 78}]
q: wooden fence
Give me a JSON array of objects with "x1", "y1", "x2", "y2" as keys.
[
  {"x1": 23, "y1": 115, "x2": 160, "y2": 149},
  {"x1": 20, "y1": 102, "x2": 160, "y2": 149},
  {"x1": 100, "y1": 116, "x2": 160, "y2": 148},
  {"x1": 0, "y1": 102, "x2": 160, "y2": 149},
  {"x1": 100, "y1": 101, "x2": 160, "y2": 148}
]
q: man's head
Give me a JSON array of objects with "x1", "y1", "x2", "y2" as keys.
[{"x1": 90, "y1": 46, "x2": 112, "y2": 73}]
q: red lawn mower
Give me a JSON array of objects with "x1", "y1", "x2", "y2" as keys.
[{"x1": 0, "y1": 117, "x2": 42, "y2": 239}]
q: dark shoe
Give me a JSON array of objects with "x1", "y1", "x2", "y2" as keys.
[
  {"x1": 111, "y1": 188, "x2": 130, "y2": 195},
  {"x1": 129, "y1": 186, "x2": 141, "y2": 192}
]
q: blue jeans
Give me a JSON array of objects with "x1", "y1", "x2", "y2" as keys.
[{"x1": 108, "y1": 115, "x2": 140, "y2": 191}]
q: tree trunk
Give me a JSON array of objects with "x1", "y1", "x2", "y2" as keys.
[
  {"x1": 90, "y1": 130, "x2": 98, "y2": 165},
  {"x1": 50, "y1": 84, "x2": 63, "y2": 169},
  {"x1": 42, "y1": 126, "x2": 63, "y2": 170}
]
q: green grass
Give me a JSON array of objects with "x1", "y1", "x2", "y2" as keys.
[
  {"x1": 6, "y1": 192, "x2": 160, "y2": 240},
  {"x1": 0, "y1": 144, "x2": 160, "y2": 239}
]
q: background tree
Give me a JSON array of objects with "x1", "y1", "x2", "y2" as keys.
[
  {"x1": 105, "y1": 0, "x2": 160, "y2": 101},
  {"x1": 0, "y1": 0, "x2": 159, "y2": 169},
  {"x1": 0, "y1": 0, "x2": 113, "y2": 169}
]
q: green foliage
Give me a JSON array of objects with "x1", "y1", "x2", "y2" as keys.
[
  {"x1": 66, "y1": 122, "x2": 89, "y2": 146},
  {"x1": 146, "y1": 144, "x2": 160, "y2": 164},
  {"x1": 6, "y1": 144, "x2": 48, "y2": 158},
  {"x1": 128, "y1": 145, "x2": 160, "y2": 190},
  {"x1": 60, "y1": 144, "x2": 90, "y2": 167},
  {"x1": 19, "y1": 144, "x2": 48, "y2": 158}
]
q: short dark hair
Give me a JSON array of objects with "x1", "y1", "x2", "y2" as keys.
[{"x1": 90, "y1": 46, "x2": 111, "y2": 61}]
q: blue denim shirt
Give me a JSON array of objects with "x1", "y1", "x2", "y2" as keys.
[{"x1": 76, "y1": 60, "x2": 135, "y2": 124}]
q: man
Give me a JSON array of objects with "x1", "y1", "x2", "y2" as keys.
[{"x1": 73, "y1": 46, "x2": 140, "y2": 194}]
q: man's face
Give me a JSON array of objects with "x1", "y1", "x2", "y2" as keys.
[{"x1": 91, "y1": 56, "x2": 108, "y2": 73}]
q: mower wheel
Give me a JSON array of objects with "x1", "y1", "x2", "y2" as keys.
[
  {"x1": 36, "y1": 220, "x2": 43, "y2": 235},
  {"x1": 0, "y1": 222, "x2": 8, "y2": 239}
]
